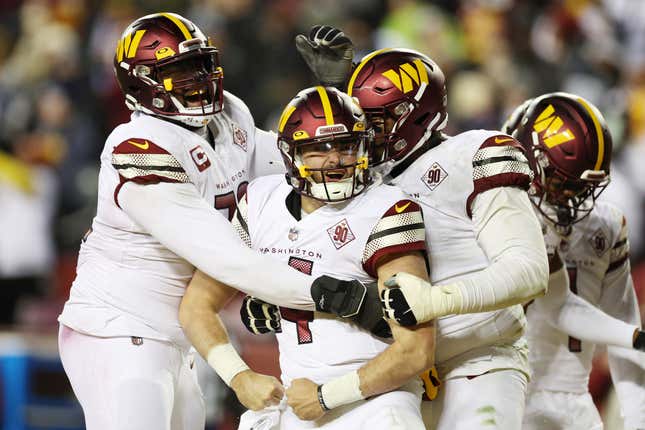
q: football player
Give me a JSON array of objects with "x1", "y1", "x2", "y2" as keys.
[
  {"x1": 242, "y1": 27, "x2": 549, "y2": 429},
  {"x1": 502, "y1": 92, "x2": 645, "y2": 430},
  {"x1": 57, "y1": 15, "x2": 372, "y2": 430},
  {"x1": 182, "y1": 86, "x2": 435, "y2": 429}
]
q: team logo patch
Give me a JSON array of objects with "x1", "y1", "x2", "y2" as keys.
[
  {"x1": 232, "y1": 123, "x2": 248, "y2": 151},
  {"x1": 421, "y1": 162, "x2": 448, "y2": 191},
  {"x1": 190, "y1": 146, "x2": 211, "y2": 172},
  {"x1": 327, "y1": 218, "x2": 355, "y2": 250},
  {"x1": 589, "y1": 229, "x2": 608, "y2": 257}
]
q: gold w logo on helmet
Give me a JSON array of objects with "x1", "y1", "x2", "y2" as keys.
[
  {"x1": 382, "y1": 59, "x2": 429, "y2": 94},
  {"x1": 533, "y1": 104, "x2": 576, "y2": 148},
  {"x1": 115, "y1": 30, "x2": 147, "y2": 62}
]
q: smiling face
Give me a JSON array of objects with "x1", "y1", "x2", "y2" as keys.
[
  {"x1": 157, "y1": 54, "x2": 218, "y2": 108},
  {"x1": 298, "y1": 139, "x2": 359, "y2": 184}
]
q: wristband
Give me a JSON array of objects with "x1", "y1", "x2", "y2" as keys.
[
  {"x1": 317, "y1": 385, "x2": 330, "y2": 411},
  {"x1": 320, "y1": 370, "x2": 364, "y2": 410},
  {"x1": 206, "y1": 343, "x2": 250, "y2": 386}
]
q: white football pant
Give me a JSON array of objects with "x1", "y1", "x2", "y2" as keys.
[
  {"x1": 239, "y1": 380, "x2": 425, "y2": 430},
  {"x1": 523, "y1": 389, "x2": 603, "y2": 430},
  {"x1": 422, "y1": 369, "x2": 528, "y2": 430},
  {"x1": 58, "y1": 324, "x2": 205, "y2": 430}
]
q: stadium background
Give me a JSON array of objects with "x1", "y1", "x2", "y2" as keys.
[{"x1": 0, "y1": 0, "x2": 643, "y2": 429}]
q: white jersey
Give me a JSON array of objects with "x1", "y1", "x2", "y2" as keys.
[
  {"x1": 388, "y1": 130, "x2": 534, "y2": 378},
  {"x1": 59, "y1": 92, "x2": 281, "y2": 348},
  {"x1": 235, "y1": 175, "x2": 426, "y2": 386},
  {"x1": 527, "y1": 201, "x2": 639, "y2": 393}
]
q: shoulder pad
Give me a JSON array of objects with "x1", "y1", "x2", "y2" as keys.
[
  {"x1": 466, "y1": 134, "x2": 533, "y2": 217},
  {"x1": 362, "y1": 199, "x2": 426, "y2": 277}
]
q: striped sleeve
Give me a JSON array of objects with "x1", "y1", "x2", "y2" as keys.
[
  {"x1": 607, "y1": 216, "x2": 630, "y2": 274},
  {"x1": 232, "y1": 192, "x2": 251, "y2": 248},
  {"x1": 362, "y1": 199, "x2": 427, "y2": 277},
  {"x1": 112, "y1": 138, "x2": 190, "y2": 207},
  {"x1": 466, "y1": 135, "x2": 534, "y2": 218}
]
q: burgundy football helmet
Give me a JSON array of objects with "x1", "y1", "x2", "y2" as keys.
[
  {"x1": 503, "y1": 92, "x2": 612, "y2": 227},
  {"x1": 113, "y1": 13, "x2": 223, "y2": 127},
  {"x1": 347, "y1": 48, "x2": 448, "y2": 165},
  {"x1": 277, "y1": 86, "x2": 371, "y2": 203}
]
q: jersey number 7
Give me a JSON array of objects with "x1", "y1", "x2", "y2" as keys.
[{"x1": 280, "y1": 256, "x2": 315, "y2": 344}]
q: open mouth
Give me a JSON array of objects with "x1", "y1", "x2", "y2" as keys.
[
  {"x1": 183, "y1": 88, "x2": 209, "y2": 106},
  {"x1": 324, "y1": 169, "x2": 348, "y2": 182}
]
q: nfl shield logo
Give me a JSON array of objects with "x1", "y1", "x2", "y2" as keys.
[{"x1": 288, "y1": 227, "x2": 299, "y2": 241}]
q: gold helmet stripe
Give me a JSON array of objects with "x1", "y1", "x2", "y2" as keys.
[
  {"x1": 347, "y1": 48, "x2": 392, "y2": 96},
  {"x1": 316, "y1": 86, "x2": 334, "y2": 125},
  {"x1": 576, "y1": 97, "x2": 605, "y2": 170},
  {"x1": 127, "y1": 30, "x2": 147, "y2": 59},
  {"x1": 413, "y1": 59, "x2": 429, "y2": 84},
  {"x1": 278, "y1": 105, "x2": 297, "y2": 133},
  {"x1": 161, "y1": 13, "x2": 192, "y2": 40}
]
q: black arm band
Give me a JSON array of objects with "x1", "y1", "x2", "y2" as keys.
[{"x1": 317, "y1": 385, "x2": 330, "y2": 411}]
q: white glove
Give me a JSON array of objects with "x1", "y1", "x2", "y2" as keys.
[{"x1": 381, "y1": 272, "x2": 463, "y2": 325}]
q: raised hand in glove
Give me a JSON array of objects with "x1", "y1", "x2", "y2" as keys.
[
  {"x1": 240, "y1": 295, "x2": 281, "y2": 334},
  {"x1": 295, "y1": 25, "x2": 354, "y2": 88}
]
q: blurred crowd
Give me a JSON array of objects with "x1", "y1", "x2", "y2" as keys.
[{"x1": 0, "y1": 0, "x2": 643, "y2": 429}]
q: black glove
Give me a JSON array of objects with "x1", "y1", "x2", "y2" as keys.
[
  {"x1": 295, "y1": 25, "x2": 354, "y2": 88},
  {"x1": 380, "y1": 287, "x2": 419, "y2": 327},
  {"x1": 360, "y1": 282, "x2": 392, "y2": 339},
  {"x1": 240, "y1": 295, "x2": 281, "y2": 335},
  {"x1": 311, "y1": 276, "x2": 391, "y2": 338},
  {"x1": 634, "y1": 330, "x2": 645, "y2": 352}
]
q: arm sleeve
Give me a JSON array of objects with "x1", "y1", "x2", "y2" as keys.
[
  {"x1": 119, "y1": 181, "x2": 315, "y2": 310},
  {"x1": 248, "y1": 128, "x2": 285, "y2": 179},
  {"x1": 532, "y1": 266, "x2": 638, "y2": 349},
  {"x1": 450, "y1": 186, "x2": 549, "y2": 313},
  {"x1": 598, "y1": 252, "x2": 645, "y2": 429}
]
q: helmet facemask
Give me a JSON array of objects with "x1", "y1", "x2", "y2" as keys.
[
  {"x1": 280, "y1": 133, "x2": 370, "y2": 204},
  {"x1": 132, "y1": 43, "x2": 223, "y2": 128}
]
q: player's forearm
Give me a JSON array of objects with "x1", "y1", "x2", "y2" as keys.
[
  {"x1": 318, "y1": 252, "x2": 433, "y2": 410},
  {"x1": 179, "y1": 271, "x2": 250, "y2": 386},
  {"x1": 357, "y1": 323, "x2": 435, "y2": 397},
  {"x1": 450, "y1": 250, "x2": 547, "y2": 314},
  {"x1": 119, "y1": 182, "x2": 315, "y2": 310},
  {"x1": 454, "y1": 187, "x2": 548, "y2": 313},
  {"x1": 536, "y1": 267, "x2": 639, "y2": 349},
  {"x1": 318, "y1": 323, "x2": 434, "y2": 411},
  {"x1": 178, "y1": 273, "x2": 232, "y2": 359}
]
